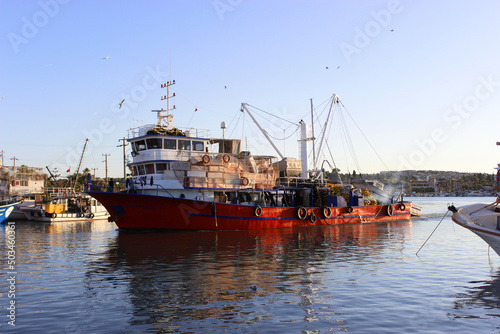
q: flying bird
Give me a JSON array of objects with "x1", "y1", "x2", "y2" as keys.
[
  {"x1": 390, "y1": 29, "x2": 394, "y2": 32},
  {"x1": 326, "y1": 66, "x2": 329, "y2": 69},
  {"x1": 337, "y1": 66, "x2": 340, "y2": 69},
  {"x1": 1, "y1": 96, "x2": 5, "y2": 99},
  {"x1": 103, "y1": 56, "x2": 110, "y2": 60},
  {"x1": 119, "y1": 99, "x2": 125, "y2": 109}
]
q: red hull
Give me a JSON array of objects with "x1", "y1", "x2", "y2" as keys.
[{"x1": 88, "y1": 192, "x2": 412, "y2": 230}]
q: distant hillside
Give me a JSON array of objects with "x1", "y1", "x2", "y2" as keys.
[{"x1": 326, "y1": 170, "x2": 495, "y2": 194}]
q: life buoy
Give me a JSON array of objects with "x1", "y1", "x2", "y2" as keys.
[
  {"x1": 51, "y1": 213, "x2": 57, "y2": 218},
  {"x1": 241, "y1": 177, "x2": 249, "y2": 186},
  {"x1": 400, "y1": 203, "x2": 406, "y2": 211},
  {"x1": 297, "y1": 206, "x2": 307, "y2": 220},
  {"x1": 386, "y1": 205, "x2": 393, "y2": 216},
  {"x1": 322, "y1": 206, "x2": 332, "y2": 219},
  {"x1": 309, "y1": 212, "x2": 317, "y2": 224},
  {"x1": 202, "y1": 155, "x2": 211, "y2": 164},
  {"x1": 254, "y1": 205, "x2": 263, "y2": 217},
  {"x1": 222, "y1": 154, "x2": 231, "y2": 163},
  {"x1": 346, "y1": 206, "x2": 353, "y2": 213}
]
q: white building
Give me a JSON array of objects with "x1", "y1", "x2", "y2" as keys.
[{"x1": 0, "y1": 165, "x2": 45, "y2": 196}]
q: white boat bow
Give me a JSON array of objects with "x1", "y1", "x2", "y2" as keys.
[{"x1": 449, "y1": 199, "x2": 500, "y2": 256}]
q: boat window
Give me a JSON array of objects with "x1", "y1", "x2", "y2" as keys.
[
  {"x1": 131, "y1": 166, "x2": 138, "y2": 176},
  {"x1": 178, "y1": 139, "x2": 191, "y2": 151},
  {"x1": 145, "y1": 164, "x2": 155, "y2": 174},
  {"x1": 135, "y1": 140, "x2": 146, "y2": 151},
  {"x1": 192, "y1": 141, "x2": 204, "y2": 151},
  {"x1": 156, "y1": 163, "x2": 167, "y2": 174},
  {"x1": 138, "y1": 165, "x2": 146, "y2": 175},
  {"x1": 164, "y1": 139, "x2": 176, "y2": 150},
  {"x1": 146, "y1": 138, "x2": 162, "y2": 149}
]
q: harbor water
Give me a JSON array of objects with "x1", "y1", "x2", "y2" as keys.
[{"x1": 1, "y1": 197, "x2": 499, "y2": 333}]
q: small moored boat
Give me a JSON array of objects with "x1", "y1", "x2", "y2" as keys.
[{"x1": 0, "y1": 197, "x2": 23, "y2": 224}]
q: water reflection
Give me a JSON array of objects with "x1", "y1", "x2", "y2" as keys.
[
  {"x1": 86, "y1": 221, "x2": 413, "y2": 332},
  {"x1": 452, "y1": 269, "x2": 500, "y2": 319}
]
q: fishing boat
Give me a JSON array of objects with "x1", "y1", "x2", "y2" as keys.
[
  {"x1": 86, "y1": 82, "x2": 414, "y2": 230},
  {"x1": 13, "y1": 187, "x2": 109, "y2": 222},
  {"x1": 32, "y1": 192, "x2": 109, "y2": 222},
  {"x1": 448, "y1": 200, "x2": 500, "y2": 256},
  {"x1": 0, "y1": 197, "x2": 22, "y2": 224}
]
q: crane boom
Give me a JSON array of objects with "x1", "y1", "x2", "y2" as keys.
[
  {"x1": 70, "y1": 138, "x2": 89, "y2": 188},
  {"x1": 240, "y1": 103, "x2": 284, "y2": 159}
]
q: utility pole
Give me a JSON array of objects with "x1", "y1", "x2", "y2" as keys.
[
  {"x1": 11, "y1": 156, "x2": 19, "y2": 180},
  {"x1": 117, "y1": 138, "x2": 128, "y2": 180},
  {"x1": 91, "y1": 168, "x2": 98, "y2": 180},
  {"x1": 102, "y1": 154, "x2": 110, "y2": 182}
]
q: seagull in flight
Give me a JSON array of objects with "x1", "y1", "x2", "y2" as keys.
[
  {"x1": 119, "y1": 99, "x2": 125, "y2": 109},
  {"x1": 103, "y1": 56, "x2": 110, "y2": 60}
]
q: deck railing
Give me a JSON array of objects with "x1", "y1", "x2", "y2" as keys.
[{"x1": 85, "y1": 180, "x2": 174, "y2": 198}]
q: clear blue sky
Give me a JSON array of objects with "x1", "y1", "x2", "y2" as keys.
[{"x1": 1, "y1": 0, "x2": 500, "y2": 178}]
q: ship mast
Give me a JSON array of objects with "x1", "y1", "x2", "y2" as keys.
[
  {"x1": 152, "y1": 81, "x2": 176, "y2": 129},
  {"x1": 313, "y1": 94, "x2": 338, "y2": 170}
]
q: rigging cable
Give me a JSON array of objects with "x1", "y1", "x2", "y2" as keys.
[
  {"x1": 325, "y1": 139, "x2": 343, "y2": 185},
  {"x1": 339, "y1": 106, "x2": 362, "y2": 174},
  {"x1": 246, "y1": 104, "x2": 296, "y2": 126},
  {"x1": 338, "y1": 100, "x2": 391, "y2": 172}
]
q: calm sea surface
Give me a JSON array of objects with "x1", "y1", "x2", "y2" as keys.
[{"x1": 1, "y1": 197, "x2": 500, "y2": 333}]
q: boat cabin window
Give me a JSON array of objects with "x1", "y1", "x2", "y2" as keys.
[
  {"x1": 138, "y1": 165, "x2": 146, "y2": 175},
  {"x1": 146, "y1": 138, "x2": 162, "y2": 149},
  {"x1": 192, "y1": 141, "x2": 204, "y2": 151},
  {"x1": 164, "y1": 139, "x2": 176, "y2": 150},
  {"x1": 145, "y1": 164, "x2": 155, "y2": 174},
  {"x1": 178, "y1": 139, "x2": 191, "y2": 151},
  {"x1": 156, "y1": 163, "x2": 167, "y2": 174},
  {"x1": 135, "y1": 140, "x2": 147, "y2": 151},
  {"x1": 131, "y1": 166, "x2": 138, "y2": 176}
]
